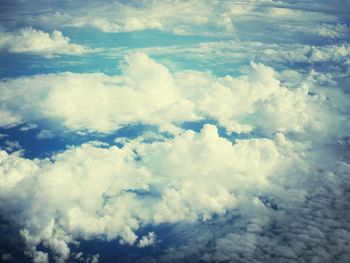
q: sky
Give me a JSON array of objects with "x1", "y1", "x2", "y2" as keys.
[{"x1": 0, "y1": 0, "x2": 350, "y2": 262}]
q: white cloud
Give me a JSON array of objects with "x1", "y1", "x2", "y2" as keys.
[
  {"x1": 313, "y1": 23, "x2": 348, "y2": 38},
  {"x1": 36, "y1": 129, "x2": 54, "y2": 140},
  {"x1": 90, "y1": 254, "x2": 99, "y2": 263},
  {"x1": 29, "y1": 1, "x2": 235, "y2": 35},
  {"x1": 138, "y1": 232, "x2": 156, "y2": 248},
  {"x1": 0, "y1": 46, "x2": 348, "y2": 263},
  {"x1": 4, "y1": 0, "x2": 346, "y2": 39},
  {"x1": 74, "y1": 17, "x2": 163, "y2": 33},
  {"x1": 0, "y1": 109, "x2": 22, "y2": 128},
  {"x1": 1, "y1": 0, "x2": 347, "y2": 45},
  {"x1": 136, "y1": 135, "x2": 350, "y2": 263},
  {"x1": 2, "y1": 52, "x2": 348, "y2": 137},
  {"x1": 0, "y1": 27, "x2": 89, "y2": 57},
  {"x1": 20, "y1": 122, "x2": 38, "y2": 131},
  {"x1": 0, "y1": 53, "x2": 183, "y2": 131},
  {"x1": 0, "y1": 124, "x2": 293, "y2": 262}
]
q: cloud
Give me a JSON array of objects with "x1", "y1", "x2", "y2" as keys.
[
  {"x1": 2, "y1": 140, "x2": 22, "y2": 152},
  {"x1": 307, "y1": 23, "x2": 348, "y2": 38},
  {"x1": 2, "y1": 52, "x2": 348, "y2": 137},
  {"x1": 19, "y1": 122, "x2": 38, "y2": 131},
  {"x1": 36, "y1": 130, "x2": 54, "y2": 140},
  {"x1": 1, "y1": 1, "x2": 236, "y2": 36},
  {"x1": 0, "y1": 2, "x2": 349, "y2": 262},
  {"x1": 140, "y1": 40, "x2": 350, "y2": 69},
  {"x1": 137, "y1": 232, "x2": 156, "y2": 248},
  {"x1": 130, "y1": 133, "x2": 350, "y2": 263},
  {"x1": 0, "y1": 27, "x2": 89, "y2": 57},
  {"x1": 0, "y1": 124, "x2": 295, "y2": 262},
  {"x1": 155, "y1": 161, "x2": 350, "y2": 263}
]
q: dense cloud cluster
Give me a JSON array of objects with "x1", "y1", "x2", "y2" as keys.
[
  {"x1": 2, "y1": 52, "x2": 348, "y2": 136},
  {"x1": 0, "y1": 53, "x2": 349, "y2": 262},
  {"x1": 0, "y1": 0, "x2": 349, "y2": 263},
  {"x1": 0, "y1": 125, "x2": 282, "y2": 262}
]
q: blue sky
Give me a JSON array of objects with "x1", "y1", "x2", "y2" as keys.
[{"x1": 0, "y1": 1, "x2": 350, "y2": 263}]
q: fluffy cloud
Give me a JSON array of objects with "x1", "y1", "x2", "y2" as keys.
[
  {"x1": 2, "y1": 118, "x2": 349, "y2": 262},
  {"x1": 0, "y1": 27, "x2": 88, "y2": 56},
  {"x1": 128, "y1": 128, "x2": 350, "y2": 263},
  {"x1": 151, "y1": 156, "x2": 350, "y2": 263},
  {"x1": 0, "y1": 53, "x2": 196, "y2": 132},
  {"x1": 2, "y1": 52, "x2": 348, "y2": 136},
  {"x1": 137, "y1": 232, "x2": 156, "y2": 248},
  {"x1": 0, "y1": 2, "x2": 349, "y2": 262},
  {"x1": 141, "y1": 40, "x2": 350, "y2": 70},
  {"x1": 0, "y1": 124, "x2": 292, "y2": 262}
]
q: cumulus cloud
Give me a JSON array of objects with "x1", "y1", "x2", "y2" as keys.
[
  {"x1": 0, "y1": 52, "x2": 349, "y2": 262},
  {"x1": 0, "y1": 27, "x2": 89, "y2": 56},
  {"x1": 141, "y1": 40, "x2": 350, "y2": 70},
  {"x1": 2, "y1": 52, "x2": 348, "y2": 137},
  {"x1": 2, "y1": 140, "x2": 22, "y2": 152},
  {"x1": 2, "y1": 118, "x2": 349, "y2": 262},
  {"x1": 138, "y1": 232, "x2": 156, "y2": 248},
  {"x1": 0, "y1": 109, "x2": 22, "y2": 128},
  {"x1": 0, "y1": 124, "x2": 294, "y2": 261},
  {"x1": 0, "y1": 53, "x2": 196, "y2": 132}
]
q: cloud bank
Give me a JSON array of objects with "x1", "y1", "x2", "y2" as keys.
[{"x1": 0, "y1": 1, "x2": 349, "y2": 262}]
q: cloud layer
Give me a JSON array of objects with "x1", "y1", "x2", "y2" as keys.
[
  {"x1": 0, "y1": 1, "x2": 349, "y2": 263},
  {"x1": 0, "y1": 52, "x2": 349, "y2": 262}
]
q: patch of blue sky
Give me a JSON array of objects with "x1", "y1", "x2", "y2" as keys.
[
  {"x1": 0, "y1": 51, "x2": 247, "y2": 79},
  {"x1": 0, "y1": 53, "x2": 99, "y2": 77},
  {"x1": 0, "y1": 117, "x2": 264, "y2": 160},
  {"x1": 69, "y1": 223, "x2": 177, "y2": 263},
  {"x1": 0, "y1": 122, "x2": 173, "y2": 159},
  {"x1": 153, "y1": 53, "x2": 249, "y2": 77},
  {"x1": 0, "y1": 28, "x2": 236, "y2": 77}
]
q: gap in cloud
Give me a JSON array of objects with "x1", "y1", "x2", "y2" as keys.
[
  {"x1": 69, "y1": 223, "x2": 176, "y2": 263},
  {"x1": 180, "y1": 119, "x2": 264, "y2": 142},
  {"x1": 0, "y1": 215, "x2": 29, "y2": 263},
  {"x1": 0, "y1": 52, "x2": 123, "y2": 78},
  {"x1": 0, "y1": 122, "x2": 175, "y2": 159}
]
